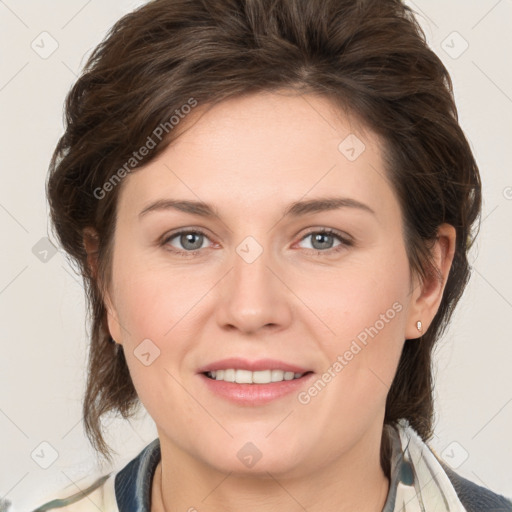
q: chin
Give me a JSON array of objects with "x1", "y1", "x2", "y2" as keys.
[
  {"x1": 210, "y1": 455, "x2": 303, "y2": 478},
  {"x1": 196, "y1": 435, "x2": 309, "y2": 477}
]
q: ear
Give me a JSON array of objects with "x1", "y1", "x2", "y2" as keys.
[
  {"x1": 83, "y1": 227, "x2": 123, "y2": 344},
  {"x1": 404, "y1": 223, "x2": 456, "y2": 340}
]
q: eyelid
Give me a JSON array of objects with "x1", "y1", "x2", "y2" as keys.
[
  {"x1": 298, "y1": 227, "x2": 353, "y2": 243},
  {"x1": 161, "y1": 227, "x2": 211, "y2": 240}
]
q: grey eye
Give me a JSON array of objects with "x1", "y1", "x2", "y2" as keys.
[
  {"x1": 299, "y1": 231, "x2": 342, "y2": 251},
  {"x1": 167, "y1": 231, "x2": 209, "y2": 251}
]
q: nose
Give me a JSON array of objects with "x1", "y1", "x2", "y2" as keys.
[{"x1": 215, "y1": 243, "x2": 293, "y2": 335}]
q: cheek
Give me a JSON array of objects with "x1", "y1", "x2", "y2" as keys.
[
  {"x1": 112, "y1": 269, "x2": 196, "y2": 425},
  {"x1": 302, "y1": 247, "x2": 410, "y2": 403},
  {"x1": 112, "y1": 261, "x2": 212, "y2": 344},
  {"x1": 296, "y1": 248, "x2": 409, "y2": 347},
  {"x1": 109, "y1": 261, "x2": 217, "y2": 404}
]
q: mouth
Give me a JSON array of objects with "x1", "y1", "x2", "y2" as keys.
[
  {"x1": 204, "y1": 369, "x2": 312, "y2": 383},
  {"x1": 197, "y1": 358, "x2": 315, "y2": 405}
]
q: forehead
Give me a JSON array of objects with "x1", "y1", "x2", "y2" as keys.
[{"x1": 117, "y1": 91, "x2": 399, "y2": 224}]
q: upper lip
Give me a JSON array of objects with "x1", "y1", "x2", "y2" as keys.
[{"x1": 197, "y1": 358, "x2": 311, "y2": 374}]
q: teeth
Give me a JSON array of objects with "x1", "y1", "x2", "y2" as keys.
[
  {"x1": 253, "y1": 370, "x2": 271, "y2": 384},
  {"x1": 223, "y1": 369, "x2": 235, "y2": 382},
  {"x1": 235, "y1": 369, "x2": 252, "y2": 384},
  {"x1": 207, "y1": 369, "x2": 305, "y2": 384},
  {"x1": 271, "y1": 369, "x2": 284, "y2": 382}
]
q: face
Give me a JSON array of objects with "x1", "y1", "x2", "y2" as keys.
[{"x1": 105, "y1": 91, "x2": 419, "y2": 478}]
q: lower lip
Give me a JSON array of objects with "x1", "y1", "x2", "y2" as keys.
[{"x1": 199, "y1": 373, "x2": 314, "y2": 405}]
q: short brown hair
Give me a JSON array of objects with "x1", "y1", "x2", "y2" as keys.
[{"x1": 47, "y1": 0, "x2": 481, "y2": 471}]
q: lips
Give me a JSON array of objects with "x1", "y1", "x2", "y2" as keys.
[
  {"x1": 197, "y1": 357, "x2": 310, "y2": 375},
  {"x1": 197, "y1": 358, "x2": 314, "y2": 404}
]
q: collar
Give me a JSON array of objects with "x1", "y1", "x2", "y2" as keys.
[
  {"x1": 115, "y1": 438, "x2": 161, "y2": 512},
  {"x1": 384, "y1": 418, "x2": 467, "y2": 511}
]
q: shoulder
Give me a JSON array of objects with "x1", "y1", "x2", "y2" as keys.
[
  {"x1": 438, "y1": 459, "x2": 512, "y2": 512},
  {"x1": 30, "y1": 473, "x2": 117, "y2": 512},
  {"x1": 30, "y1": 439, "x2": 161, "y2": 512},
  {"x1": 391, "y1": 419, "x2": 512, "y2": 512}
]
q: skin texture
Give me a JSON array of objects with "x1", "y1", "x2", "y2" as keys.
[{"x1": 98, "y1": 91, "x2": 456, "y2": 511}]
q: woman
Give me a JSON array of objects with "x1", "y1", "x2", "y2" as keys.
[{"x1": 34, "y1": 0, "x2": 512, "y2": 510}]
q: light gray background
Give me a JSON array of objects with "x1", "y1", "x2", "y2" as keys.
[{"x1": 1, "y1": 1, "x2": 511, "y2": 510}]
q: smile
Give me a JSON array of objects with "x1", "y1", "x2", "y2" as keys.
[{"x1": 205, "y1": 369, "x2": 307, "y2": 383}]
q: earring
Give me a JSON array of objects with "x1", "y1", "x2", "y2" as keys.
[{"x1": 416, "y1": 321, "x2": 422, "y2": 332}]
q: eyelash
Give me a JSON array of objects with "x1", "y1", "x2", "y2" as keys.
[{"x1": 160, "y1": 228, "x2": 353, "y2": 257}]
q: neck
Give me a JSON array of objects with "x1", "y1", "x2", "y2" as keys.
[{"x1": 152, "y1": 426, "x2": 390, "y2": 512}]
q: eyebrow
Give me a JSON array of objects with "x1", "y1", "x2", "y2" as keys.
[{"x1": 138, "y1": 196, "x2": 376, "y2": 219}]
